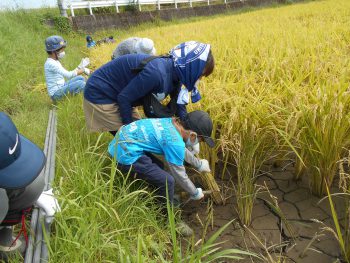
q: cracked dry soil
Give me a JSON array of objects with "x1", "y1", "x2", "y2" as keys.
[{"x1": 181, "y1": 161, "x2": 345, "y2": 263}]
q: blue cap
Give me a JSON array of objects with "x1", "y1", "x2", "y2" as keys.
[
  {"x1": 45, "y1": 35, "x2": 67, "y2": 52},
  {"x1": 0, "y1": 112, "x2": 46, "y2": 189}
]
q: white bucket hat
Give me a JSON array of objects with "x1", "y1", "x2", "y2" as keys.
[{"x1": 135, "y1": 38, "x2": 156, "y2": 55}]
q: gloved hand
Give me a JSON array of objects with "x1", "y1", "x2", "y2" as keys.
[
  {"x1": 197, "y1": 159, "x2": 211, "y2": 173},
  {"x1": 84, "y1": 68, "x2": 90, "y2": 75},
  {"x1": 190, "y1": 188, "x2": 204, "y2": 201},
  {"x1": 187, "y1": 143, "x2": 200, "y2": 155},
  {"x1": 35, "y1": 188, "x2": 61, "y2": 223},
  {"x1": 78, "y1": 57, "x2": 90, "y2": 69}
]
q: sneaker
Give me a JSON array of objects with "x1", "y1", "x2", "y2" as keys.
[{"x1": 176, "y1": 221, "x2": 194, "y2": 237}]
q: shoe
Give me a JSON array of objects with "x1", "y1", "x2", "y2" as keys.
[
  {"x1": 0, "y1": 238, "x2": 26, "y2": 262},
  {"x1": 176, "y1": 221, "x2": 193, "y2": 237}
]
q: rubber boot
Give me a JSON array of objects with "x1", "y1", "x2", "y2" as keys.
[
  {"x1": 0, "y1": 226, "x2": 26, "y2": 262},
  {"x1": 0, "y1": 227, "x2": 13, "y2": 246}
]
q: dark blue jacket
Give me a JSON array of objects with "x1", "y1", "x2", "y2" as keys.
[{"x1": 84, "y1": 54, "x2": 186, "y2": 124}]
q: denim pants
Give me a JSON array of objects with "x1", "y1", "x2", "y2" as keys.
[
  {"x1": 118, "y1": 155, "x2": 175, "y2": 205},
  {"x1": 51, "y1": 76, "x2": 86, "y2": 101}
]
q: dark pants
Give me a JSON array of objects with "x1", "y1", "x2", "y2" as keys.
[
  {"x1": 118, "y1": 155, "x2": 174, "y2": 205},
  {"x1": 1, "y1": 170, "x2": 45, "y2": 226}
]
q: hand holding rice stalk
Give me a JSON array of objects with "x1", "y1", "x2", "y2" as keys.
[{"x1": 198, "y1": 171, "x2": 223, "y2": 205}]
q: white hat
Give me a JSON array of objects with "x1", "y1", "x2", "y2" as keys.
[{"x1": 135, "y1": 38, "x2": 156, "y2": 55}]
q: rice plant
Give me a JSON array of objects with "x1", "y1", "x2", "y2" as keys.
[{"x1": 294, "y1": 84, "x2": 350, "y2": 195}]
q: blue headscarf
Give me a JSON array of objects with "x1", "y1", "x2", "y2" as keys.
[{"x1": 170, "y1": 41, "x2": 211, "y2": 104}]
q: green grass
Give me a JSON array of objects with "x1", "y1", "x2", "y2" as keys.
[{"x1": 0, "y1": 8, "x2": 90, "y2": 146}]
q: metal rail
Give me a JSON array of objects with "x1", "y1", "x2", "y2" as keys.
[
  {"x1": 24, "y1": 109, "x2": 57, "y2": 263},
  {"x1": 66, "y1": 0, "x2": 231, "y2": 16}
]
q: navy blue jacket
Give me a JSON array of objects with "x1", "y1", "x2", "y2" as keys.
[{"x1": 84, "y1": 54, "x2": 186, "y2": 124}]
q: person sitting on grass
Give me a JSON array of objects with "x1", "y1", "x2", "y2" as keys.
[
  {"x1": 111, "y1": 37, "x2": 156, "y2": 60},
  {"x1": 0, "y1": 112, "x2": 60, "y2": 261},
  {"x1": 108, "y1": 110, "x2": 214, "y2": 235},
  {"x1": 44, "y1": 35, "x2": 90, "y2": 101}
]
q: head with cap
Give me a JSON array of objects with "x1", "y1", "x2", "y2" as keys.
[
  {"x1": 178, "y1": 110, "x2": 215, "y2": 148},
  {"x1": 135, "y1": 38, "x2": 156, "y2": 55},
  {"x1": 45, "y1": 35, "x2": 67, "y2": 52},
  {"x1": 0, "y1": 112, "x2": 46, "y2": 189},
  {"x1": 45, "y1": 35, "x2": 67, "y2": 60},
  {"x1": 86, "y1": 35, "x2": 93, "y2": 43}
]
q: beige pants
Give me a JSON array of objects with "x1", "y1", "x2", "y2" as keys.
[{"x1": 83, "y1": 99, "x2": 141, "y2": 132}]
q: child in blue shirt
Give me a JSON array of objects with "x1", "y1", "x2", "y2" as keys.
[{"x1": 108, "y1": 110, "x2": 214, "y2": 206}]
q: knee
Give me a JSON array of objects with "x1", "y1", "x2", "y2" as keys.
[
  {"x1": 165, "y1": 175, "x2": 175, "y2": 189},
  {"x1": 77, "y1": 75, "x2": 85, "y2": 81},
  {"x1": 78, "y1": 80, "x2": 86, "y2": 88},
  {"x1": 74, "y1": 81, "x2": 86, "y2": 91},
  {"x1": 9, "y1": 171, "x2": 45, "y2": 211}
]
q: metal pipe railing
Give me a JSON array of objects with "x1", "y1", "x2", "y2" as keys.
[
  {"x1": 24, "y1": 109, "x2": 57, "y2": 263},
  {"x1": 66, "y1": 0, "x2": 227, "y2": 16}
]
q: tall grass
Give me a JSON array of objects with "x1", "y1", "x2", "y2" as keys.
[
  {"x1": 51, "y1": 96, "x2": 171, "y2": 261},
  {"x1": 52, "y1": 95, "x2": 254, "y2": 261}
]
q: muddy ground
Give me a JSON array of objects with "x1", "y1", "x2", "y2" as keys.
[{"x1": 181, "y1": 161, "x2": 345, "y2": 263}]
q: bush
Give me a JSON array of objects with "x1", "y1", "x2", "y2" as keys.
[{"x1": 53, "y1": 16, "x2": 72, "y2": 33}]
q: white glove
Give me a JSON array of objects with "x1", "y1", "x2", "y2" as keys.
[
  {"x1": 78, "y1": 57, "x2": 90, "y2": 69},
  {"x1": 197, "y1": 159, "x2": 211, "y2": 173},
  {"x1": 84, "y1": 68, "x2": 90, "y2": 75},
  {"x1": 35, "y1": 188, "x2": 61, "y2": 223},
  {"x1": 190, "y1": 188, "x2": 204, "y2": 200},
  {"x1": 187, "y1": 143, "x2": 200, "y2": 155}
]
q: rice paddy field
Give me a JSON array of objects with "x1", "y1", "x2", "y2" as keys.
[{"x1": 2, "y1": 0, "x2": 350, "y2": 262}]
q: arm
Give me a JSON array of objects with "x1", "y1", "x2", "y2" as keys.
[
  {"x1": 168, "y1": 86, "x2": 188, "y2": 120},
  {"x1": 48, "y1": 60, "x2": 83, "y2": 79},
  {"x1": 184, "y1": 148, "x2": 201, "y2": 168},
  {"x1": 176, "y1": 104, "x2": 187, "y2": 120},
  {"x1": 0, "y1": 189, "x2": 9, "y2": 223},
  {"x1": 168, "y1": 163, "x2": 197, "y2": 196},
  {"x1": 117, "y1": 66, "x2": 161, "y2": 124}
]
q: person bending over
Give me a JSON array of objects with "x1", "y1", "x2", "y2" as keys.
[
  {"x1": 83, "y1": 41, "x2": 214, "y2": 135},
  {"x1": 108, "y1": 110, "x2": 214, "y2": 210},
  {"x1": 111, "y1": 37, "x2": 156, "y2": 60},
  {"x1": 0, "y1": 112, "x2": 60, "y2": 261}
]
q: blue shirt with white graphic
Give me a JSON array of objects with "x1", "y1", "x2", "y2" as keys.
[{"x1": 108, "y1": 118, "x2": 185, "y2": 166}]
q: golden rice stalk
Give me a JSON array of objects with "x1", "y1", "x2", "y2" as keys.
[{"x1": 197, "y1": 171, "x2": 223, "y2": 205}]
